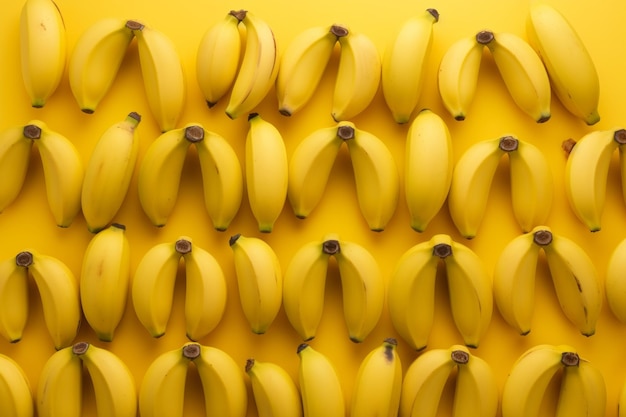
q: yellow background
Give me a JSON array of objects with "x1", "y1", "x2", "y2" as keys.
[{"x1": 1, "y1": 0, "x2": 626, "y2": 415}]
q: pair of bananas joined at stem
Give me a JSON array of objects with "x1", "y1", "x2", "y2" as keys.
[{"x1": 0, "y1": 354, "x2": 34, "y2": 417}]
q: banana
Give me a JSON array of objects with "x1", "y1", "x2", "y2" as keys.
[
  {"x1": 404, "y1": 109, "x2": 453, "y2": 232},
  {"x1": 245, "y1": 113, "x2": 288, "y2": 232},
  {"x1": 477, "y1": 30, "x2": 551, "y2": 122},
  {"x1": 606, "y1": 237, "x2": 626, "y2": 323},
  {"x1": 350, "y1": 338, "x2": 402, "y2": 417},
  {"x1": 19, "y1": 0, "x2": 66, "y2": 107},
  {"x1": 81, "y1": 112, "x2": 141, "y2": 233},
  {"x1": 245, "y1": 358, "x2": 303, "y2": 417},
  {"x1": 229, "y1": 233, "x2": 282, "y2": 334},
  {"x1": 276, "y1": 25, "x2": 341, "y2": 116},
  {"x1": 564, "y1": 128, "x2": 626, "y2": 232},
  {"x1": 388, "y1": 234, "x2": 492, "y2": 350},
  {"x1": 79, "y1": 223, "x2": 130, "y2": 342},
  {"x1": 283, "y1": 235, "x2": 384, "y2": 342},
  {"x1": 452, "y1": 348, "x2": 499, "y2": 417},
  {"x1": 297, "y1": 343, "x2": 345, "y2": 417},
  {"x1": 382, "y1": 9, "x2": 439, "y2": 123},
  {"x1": 225, "y1": 11, "x2": 279, "y2": 119},
  {"x1": 36, "y1": 346, "x2": 82, "y2": 417},
  {"x1": 71, "y1": 342, "x2": 137, "y2": 417},
  {"x1": 527, "y1": 3, "x2": 600, "y2": 125},
  {"x1": 437, "y1": 34, "x2": 484, "y2": 120},
  {"x1": 132, "y1": 237, "x2": 226, "y2": 340},
  {"x1": 555, "y1": 357, "x2": 606, "y2": 417},
  {"x1": 332, "y1": 28, "x2": 381, "y2": 121},
  {"x1": 0, "y1": 125, "x2": 33, "y2": 214},
  {"x1": 68, "y1": 18, "x2": 134, "y2": 113},
  {"x1": 0, "y1": 354, "x2": 33, "y2": 417},
  {"x1": 127, "y1": 20, "x2": 186, "y2": 132},
  {"x1": 196, "y1": 11, "x2": 244, "y2": 108},
  {"x1": 24, "y1": 121, "x2": 84, "y2": 227},
  {"x1": 0, "y1": 255, "x2": 29, "y2": 343}
]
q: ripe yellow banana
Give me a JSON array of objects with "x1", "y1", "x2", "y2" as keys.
[
  {"x1": 276, "y1": 25, "x2": 341, "y2": 116},
  {"x1": 564, "y1": 128, "x2": 626, "y2": 231},
  {"x1": 477, "y1": 30, "x2": 551, "y2": 122},
  {"x1": 297, "y1": 343, "x2": 345, "y2": 417},
  {"x1": 605, "y1": 237, "x2": 626, "y2": 323},
  {"x1": 555, "y1": 357, "x2": 606, "y2": 417},
  {"x1": 79, "y1": 223, "x2": 130, "y2": 342},
  {"x1": 437, "y1": 34, "x2": 484, "y2": 120},
  {"x1": 405, "y1": 109, "x2": 453, "y2": 232},
  {"x1": 350, "y1": 338, "x2": 402, "y2": 417},
  {"x1": 225, "y1": 11, "x2": 279, "y2": 119},
  {"x1": 527, "y1": 3, "x2": 600, "y2": 125},
  {"x1": 245, "y1": 113, "x2": 288, "y2": 232},
  {"x1": 452, "y1": 348, "x2": 498, "y2": 417},
  {"x1": 229, "y1": 233, "x2": 282, "y2": 334},
  {"x1": 0, "y1": 354, "x2": 33, "y2": 417},
  {"x1": 68, "y1": 18, "x2": 134, "y2": 113},
  {"x1": 81, "y1": 112, "x2": 141, "y2": 233},
  {"x1": 19, "y1": 0, "x2": 66, "y2": 107},
  {"x1": 196, "y1": 11, "x2": 244, "y2": 108},
  {"x1": 332, "y1": 29, "x2": 381, "y2": 121},
  {"x1": 128, "y1": 20, "x2": 186, "y2": 132},
  {"x1": 382, "y1": 9, "x2": 439, "y2": 123},
  {"x1": 0, "y1": 254, "x2": 29, "y2": 343},
  {"x1": 245, "y1": 358, "x2": 303, "y2": 417},
  {"x1": 0, "y1": 125, "x2": 33, "y2": 214},
  {"x1": 36, "y1": 345, "x2": 82, "y2": 417}
]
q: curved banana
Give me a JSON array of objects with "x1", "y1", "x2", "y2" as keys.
[
  {"x1": 80, "y1": 223, "x2": 130, "y2": 342},
  {"x1": 0, "y1": 125, "x2": 33, "y2": 214},
  {"x1": 25, "y1": 121, "x2": 83, "y2": 227},
  {"x1": 245, "y1": 113, "x2": 288, "y2": 232},
  {"x1": 128, "y1": 20, "x2": 185, "y2": 132},
  {"x1": 297, "y1": 343, "x2": 345, "y2": 417},
  {"x1": 225, "y1": 11, "x2": 279, "y2": 119},
  {"x1": 0, "y1": 354, "x2": 33, "y2": 417},
  {"x1": 19, "y1": 0, "x2": 66, "y2": 107},
  {"x1": 527, "y1": 3, "x2": 600, "y2": 125},
  {"x1": 382, "y1": 9, "x2": 439, "y2": 123},
  {"x1": 81, "y1": 112, "x2": 141, "y2": 233},
  {"x1": 245, "y1": 358, "x2": 303, "y2": 417},
  {"x1": 0, "y1": 255, "x2": 29, "y2": 343},
  {"x1": 17, "y1": 249, "x2": 80, "y2": 349},
  {"x1": 556, "y1": 357, "x2": 606, "y2": 417},
  {"x1": 36, "y1": 346, "x2": 82, "y2": 417},
  {"x1": 332, "y1": 29, "x2": 381, "y2": 121},
  {"x1": 564, "y1": 128, "x2": 626, "y2": 231},
  {"x1": 351, "y1": 338, "x2": 402, "y2": 417},
  {"x1": 276, "y1": 25, "x2": 340, "y2": 116},
  {"x1": 405, "y1": 109, "x2": 453, "y2": 232},
  {"x1": 196, "y1": 11, "x2": 243, "y2": 108},
  {"x1": 606, "y1": 237, "x2": 626, "y2": 323},
  {"x1": 68, "y1": 18, "x2": 134, "y2": 113},
  {"x1": 452, "y1": 349, "x2": 498, "y2": 417},
  {"x1": 478, "y1": 30, "x2": 551, "y2": 122},
  {"x1": 437, "y1": 34, "x2": 484, "y2": 120},
  {"x1": 229, "y1": 234, "x2": 282, "y2": 334},
  {"x1": 71, "y1": 342, "x2": 137, "y2": 417}
]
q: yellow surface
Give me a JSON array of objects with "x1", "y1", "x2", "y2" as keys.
[{"x1": 1, "y1": 0, "x2": 626, "y2": 415}]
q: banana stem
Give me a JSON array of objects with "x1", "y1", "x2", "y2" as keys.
[
  {"x1": 184, "y1": 126, "x2": 204, "y2": 143},
  {"x1": 451, "y1": 349, "x2": 470, "y2": 365},
  {"x1": 533, "y1": 230, "x2": 553, "y2": 246},
  {"x1": 561, "y1": 352, "x2": 580, "y2": 367},
  {"x1": 175, "y1": 239, "x2": 192, "y2": 255},
  {"x1": 433, "y1": 243, "x2": 452, "y2": 258},
  {"x1": 72, "y1": 341, "x2": 90, "y2": 355},
  {"x1": 322, "y1": 240, "x2": 340, "y2": 255},
  {"x1": 183, "y1": 343, "x2": 201, "y2": 360},
  {"x1": 23, "y1": 125, "x2": 41, "y2": 139},
  {"x1": 15, "y1": 251, "x2": 33, "y2": 267}
]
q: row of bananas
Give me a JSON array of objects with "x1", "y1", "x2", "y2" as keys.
[
  {"x1": 1, "y1": 340, "x2": 620, "y2": 417},
  {"x1": 20, "y1": 0, "x2": 600, "y2": 128}
]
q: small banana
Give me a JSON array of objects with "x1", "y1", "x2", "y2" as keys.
[
  {"x1": 0, "y1": 254, "x2": 29, "y2": 343},
  {"x1": 245, "y1": 113, "x2": 288, "y2": 232},
  {"x1": 276, "y1": 25, "x2": 341, "y2": 116},
  {"x1": 132, "y1": 237, "x2": 227, "y2": 340},
  {"x1": 36, "y1": 345, "x2": 82, "y2": 417},
  {"x1": 79, "y1": 223, "x2": 130, "y2": 342},
  {"x1": 81, "y1": 112, "x2": 141, "y2": 233},
  {"x1": 245, "y1": 358, "x2": 303, "y2": 417},
  {"x1": 477, "y1": 30, "x2": 551, "y2": 122},
  {"x1": 0, "y1": 125, "x2": 33, "y2": 214},
  {"x1": 0, "y1": 354, "x2": 33, "y2": 417},
  {"x1": 19, "y1": 0, "x2": 66, "y2": 107},
  {"x1": 382, "y1": 9, "x2": 439, "y2": 123},
  {"x1": 229, "y1": 233, "x2": 282, "y2": 334},
  {"x1": 606, "y1": 237, "x2": 626, "y2": 324},
  {"x1": 555, "y1": 356, "x2": 606, "y2": 417},
  {"x1": 68, "y1": 18, "x2": 134, "y2": 113},
  {"x1": 527, "y1": 3, "x2": 600, "y2": 125},
  {"x1": 452, "y1": 347, "x2": 499, "y2": 417},
  {"x1": 225, "y1": 11, "x2": 279, "y2": 119},
  {"x1": 437, "y1": 34, "x2": 484, "y2": 120},
  {"x1": 196, "y1": 11, "x2": 244, "y2": 108},
  {"x1": 388, "y1": 234, "x2": 492, "y2": 350},
  {"x1": 494, "y1": 226, "x2": 601, "y2": 337},
  {"x1": 350, "y1": 338, "x2": 402, "y2": 417},
  {"x1": 405, "y1": 109, "x2": 453, "y2": 232},
  {"x1": 332, "y1": 28, "x2": 381, "y2": 121},
  {"x1": 563, "y1": 128, "x2": 626, "y2": 231},
  {"x1": 283, "y1": 234, "x2": 384, "y2": 342},
  {"x1": 297, "y1": 343, "x2": 345, "y2": 417},
  {"x1": 127, "y1": 20, "x2": 186, "y2": 132}
]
